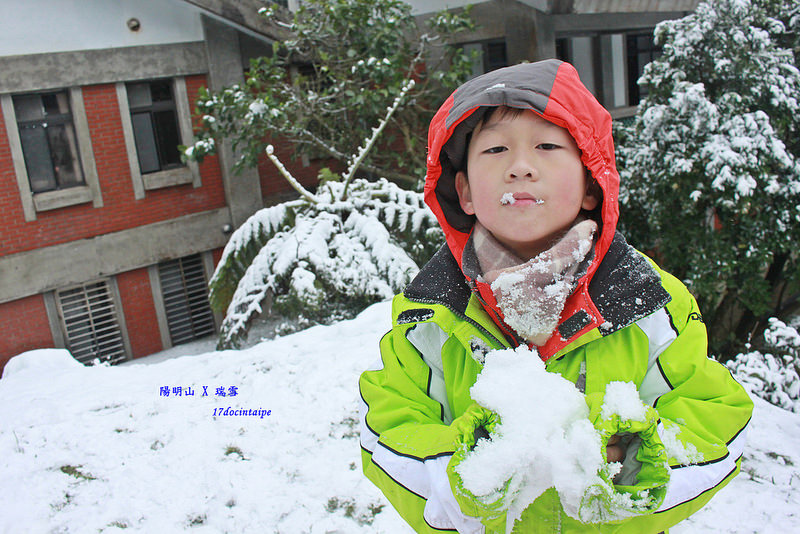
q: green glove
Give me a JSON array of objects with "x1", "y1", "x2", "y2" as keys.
[
  {"x1": 579, "y1": 391, "x2": 670, "y2": 523},
  {"x1": 446, "y1": 402, "x2": 508, "y2": 533}
]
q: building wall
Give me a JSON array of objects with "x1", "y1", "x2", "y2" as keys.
[
  {"x1": 0, "y1": 75, "x2": 226, "y2": 258},
  {"x1": 0, "y1": 296, "x2": 54, "y2": 373},
  {"x1": 0, "y1": 0, "x2": 204, "y2": 56},
  {"x1": 0, "y1": 5, "x2": 319, "y2": 372},
  {"x1": 0, "y1": 68, "x2": 231, "y2": 371},
  {"x1": 116, "y1": 268, "x2": 163, "y2": 359}
]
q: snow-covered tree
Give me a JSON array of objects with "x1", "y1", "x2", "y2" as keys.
[
  {"x1": 185, "y1": 0, "x2": 475, "y2": 185},
  {"x1": 617, "y1": 0, "x2": 800, "y2": 358},
  {"x1": 209, "y1": 84, "x2": 444, "y2": 349},
  {"x1": 727, "y1": 318, "x2": 800, "y2": 412}
]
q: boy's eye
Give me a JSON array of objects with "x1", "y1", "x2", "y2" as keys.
[
  {"x1": 537, "y1": 143, "x2": 561, "y2": 150},
  {"x1": 484, "y1": 146, "x2": 507, "y2": 154}
]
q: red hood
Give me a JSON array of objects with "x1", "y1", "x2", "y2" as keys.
[{"x1": 423, "y1": 60, "x2": 620, "y2": 358}]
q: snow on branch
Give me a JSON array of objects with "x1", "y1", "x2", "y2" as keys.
[
  {"x1": 340, "y1": 79, "x2": 416, "y2": 199},
  {"x1": 265, "y1": 145, "x2": 319, "y2": 204}
]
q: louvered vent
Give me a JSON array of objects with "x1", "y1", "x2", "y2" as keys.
[
  {"x1": 158, "y1": 254, "x2": 215, "y2": 345},
  {"x1": 57, "y1": 280, "x2": 127, "y2": 365}
]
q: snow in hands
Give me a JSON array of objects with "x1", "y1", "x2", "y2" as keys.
[{"x1": 456, "y1": 346, "x2": 662, "y2": 528}]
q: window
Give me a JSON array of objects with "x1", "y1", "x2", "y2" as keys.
[
  {"x1": 463, "y1": 39, "x2": 508, "y2": 78},
  {"x1": 626, "y1": 32, "x2": 661, "y2": 105},
  {"x1": 117, "y1": 77, "x2": 200, "y2": 197},
  {"x1": 555, "y1": 30, "x2": 660, "y2": 112},
  {"x1": 127, "y1": 80, "x2": 182, "y2": 174},
  {"x1": 1, "y1": 87, "x2": 102, "y2": 220},
  {"x1": 12, "y1": 91, "x2": 85, "y2": 193},
  {"x1": 157, "y1": 254, "x2": 216, "y2": 346},
  {"x1": 56, "y1": 280, "x2": 128, "y2": 365}
]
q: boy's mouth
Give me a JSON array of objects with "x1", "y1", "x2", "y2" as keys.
[{"x1": 501, "y1": 192, "x2": 544, "y2": 206}]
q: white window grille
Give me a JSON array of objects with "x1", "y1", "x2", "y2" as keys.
[{"x1": 56, "y1": 280, "x2": 128, "y2": 365}]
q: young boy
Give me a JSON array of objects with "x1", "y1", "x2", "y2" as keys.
[{"x1": 359, "y1": 60, "x2": 752, "y2": 533}]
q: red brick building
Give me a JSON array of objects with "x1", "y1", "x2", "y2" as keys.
[{"x1": 0, "y1": 0, "x2": 318, "y2": 372}]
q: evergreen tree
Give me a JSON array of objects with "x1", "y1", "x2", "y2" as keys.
[
  {"x1": 618, "y1": 0, "x2": 800, "y2": 358},
  {"x1": 185, "y1": 0, "x2": 475, "y2": 185}
]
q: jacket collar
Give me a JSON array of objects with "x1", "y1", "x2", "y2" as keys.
[{"x1": 404, "y1": 234, "x2": 670, "y2": 360}]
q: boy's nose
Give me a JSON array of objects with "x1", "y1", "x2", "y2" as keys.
[{"x1": 507, "y1": 157, "x2": 537, "y2": 181}]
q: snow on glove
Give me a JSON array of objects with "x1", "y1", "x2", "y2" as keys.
[
  {"x1": 578, "y1": 386, "x2": 670, "y2": 523},
  {"x1": 446, "y1": 402, "x2": 508, "y2": 533}
]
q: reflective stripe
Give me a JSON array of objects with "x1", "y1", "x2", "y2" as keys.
[
  {"x1": 657, "y1": 423, "x2": 748, "y2": 511},
  {"x1": 360, "y1": 354, "x2": 483, "y2": 532},
  {"x1": 407, "y1": 322, "x2": 454, "y2": 424},
  {"x1": 636, "y1": 309, "x2": 677, "y2": 406},
  {"x1": 359, "y1": 358, "x2": 385, "y2": 454},
  {"x1": 371, "y1": 445, "x2": 484, "y2": 533}
]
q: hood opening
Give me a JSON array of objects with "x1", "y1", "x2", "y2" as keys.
[{"x1": 425, "y1": 60, "x2": 619, "y2": 276}]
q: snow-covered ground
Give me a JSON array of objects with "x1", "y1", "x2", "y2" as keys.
[{"x1": 1, "y1": 301, "x2": 798, "y2": 533}]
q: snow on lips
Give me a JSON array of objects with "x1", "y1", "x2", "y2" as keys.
[
  {"x1": 500, "y1": 192, "x2": 544, "y2": 206},
  {"x1": 500, "y1": 192, "x2": 516, "y2": 205}
]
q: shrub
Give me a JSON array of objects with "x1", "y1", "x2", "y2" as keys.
[
  {"x1": 617, "y1": 0, "x2": 800, "y2": 358},
  {"x1": 727, "y1": 318, "x2": 800, "y2": 412},
  {"x1": 210, "y1": 175, "x2": 442, "y2": 349}
]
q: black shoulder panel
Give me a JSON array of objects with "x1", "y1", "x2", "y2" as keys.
[
  {"x1": 590, "y1": 232, "x2": 671, "y2": 335},
  {"x1": 404, "y1": 244, "x2": 472, "y2": 316},
  {"x1": 397, "y1": 308, "x2": 435, "y2": 325}
]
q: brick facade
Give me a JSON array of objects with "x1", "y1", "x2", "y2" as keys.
[
  {"x1": 0, "y1": 295, "x2": 55, "y2": 373},
  {"x1": 0, "y1": 72, "x2": 239, "y2": 372},
  {"x1": 116, "y1": 268, "x2": 163, "y2": 359},
  {"x1": 0, "y1": 76, "x2": 227, "y2": 258}
]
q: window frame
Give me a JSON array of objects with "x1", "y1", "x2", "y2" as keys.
[
  {"x1": 555, "y1": 29, "x2": 660, "y2": 116},
  {"x1": 13, "y1": 91, "x2": 86, "y2": 193},
  {"x1": 625, "y1": 31, "x2": 662, "y2": 106},
  {"x1": 116, "y1": 77, "x2": 201, "y2": 199},
  {"x1": 1, "y1": 87, "x2": 103, "y2": 221}
]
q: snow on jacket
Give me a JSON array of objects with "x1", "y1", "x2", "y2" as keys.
[{"x1": 359, "y1": 60, "x2": 753, "y2": 533}]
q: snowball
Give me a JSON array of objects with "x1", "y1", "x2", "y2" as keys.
[
  {"x1": 601, "y1": 381, "x2": 648, "y2": 422},
  {"x1": 457, "y1": 348, "x2": 663, "y2": 527}
]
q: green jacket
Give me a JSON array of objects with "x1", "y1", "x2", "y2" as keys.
[
  {"x1": 359, "y1": 238, "x2": 753, "y2": 533},
  {"x1": 360, "y1": 60, "x2": 752, "y2": 533}
]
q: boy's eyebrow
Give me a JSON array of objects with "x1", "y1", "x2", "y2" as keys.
[{"x1": 473, "y1": 121, "x2": 505, "y2": 135}]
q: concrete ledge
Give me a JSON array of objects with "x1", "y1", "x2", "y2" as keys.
[
  {"x1": 0, "y1": 42, "x2": 208, "y2": 94},
  {"x1": 32, "y1": 186, "x2": 94, "y2": 211},
  {"x1": 0, "y1": 208, "x2": 232, "y2": 304},
  {"x1": 550, "y1": 11, "x2": 689, "y2": 33},
  {"x1": 572, "y1": 1, "x2": 699, "y2": 15},
  {"x1": 143, "y1": 167, "x2": 195, "y2": 190}
]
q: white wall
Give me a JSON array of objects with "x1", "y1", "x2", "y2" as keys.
[
  {"x1": 404, "y1": 0, "x2": 493, "y2": 15},
  {"x1": 0, "y1": 0, "x2": 204, "y2": 56}
]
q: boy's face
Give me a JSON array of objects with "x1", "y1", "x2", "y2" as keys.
[{"x1": 455, "y1": 109, "x2": 598, "y2": 260}]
